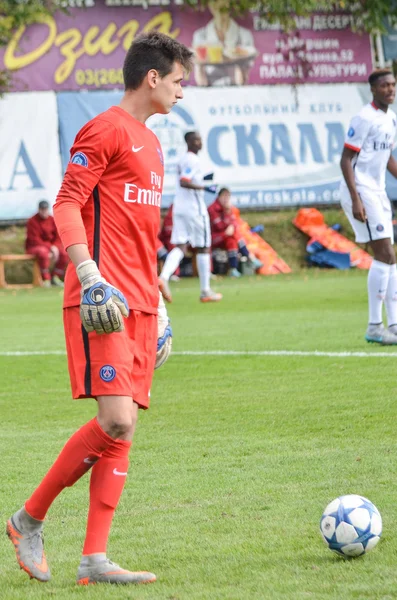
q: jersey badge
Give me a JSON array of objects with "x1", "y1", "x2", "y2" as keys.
[
  {"x1": 71, "y1": 151, "x2": 88, "y2": 167},
  {"x1": 157, "y1": 147, "x2": 164, "y2": 165},
  {"x1": 99, "y1": 365, "x2": 116, "y2": 382},
  {"x1": 376, "y1": 224, "x2": 385, "y2": 232},
  {"x1": 347, "y1": 127, "x2": 355, "y2": 138}
]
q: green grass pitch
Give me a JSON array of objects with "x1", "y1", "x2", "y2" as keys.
[{"x1": 1, "y1": 271, "x2": 397, "y2": 599}]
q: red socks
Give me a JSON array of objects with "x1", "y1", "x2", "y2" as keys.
[
  {"x1": 24, "y1": 417, "x2": 132, "y2": 555},
  {"x1": 83, "y1": 438, "x2": 131, "y2": 555},
  {"x1": 25, "y1": 418, "x2": 114, "y2": 521}
]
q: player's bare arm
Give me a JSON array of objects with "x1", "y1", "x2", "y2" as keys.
[
  {"x1": 387, "y1": 154, "x2": 397, "y2": 179},
  {"x1": 180, "y1": 179, "x2": 217, "y2": 194},
  {"x1": 180, "y1": 179, "x2": 205, "y2": 191},
  {"x1": 340, "y1": 147, "x2": 366, "y2": 222},
  {"x1": 67, "y1": 243, "x2": 91, "y2": 267}
]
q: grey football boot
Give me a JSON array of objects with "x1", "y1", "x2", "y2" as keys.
[
  {"x1": 77, "y1": 555, "x2": 156, "y2": 585},
  {"x1": 388, "y1": 324, "x2": 397, "y2": 336},
  {"x1": 6, "y1": 507, "x2": 50, "y2": 582},
  {"x1": 365, "y1": 323, "x2": 397, "y2": 345},
  {"x1": 200, "y1": 289, "x2": 223, "y2": 303}
]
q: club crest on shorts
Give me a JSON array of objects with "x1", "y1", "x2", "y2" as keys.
[
  {"x1": 347, "y1": 127, "x2": 355, "y2": 138},
  {"x1": 376, "y1": 224, "x2": 385, "y2": 232},
  {"x1": 100, "y1": 365, "x2": 116, "y2": 382}
]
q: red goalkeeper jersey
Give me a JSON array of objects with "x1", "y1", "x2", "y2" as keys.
[{"x1": 54, "y1": 106, "x2": 164, "y2": 314}]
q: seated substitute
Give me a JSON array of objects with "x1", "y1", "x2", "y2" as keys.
[
  {"x1": 25, "y1": 200, "x2": 68, "y2": 287},
  {"x1": 157, "y1": 205, "x2": 174, "y2": 266},
  {"x1": 208, "y1": 187, "x2": 262, "y2": 277},
  {"x1": 159, "y1": 204, "x2": 174, "y2": 253}
]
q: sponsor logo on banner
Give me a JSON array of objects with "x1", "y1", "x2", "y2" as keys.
[
  {"x1": 148, "y1": 105, "x2": 197, "y2": 178},
  {"x1": 57, "y1": 85, "x2": 397, "y2": 210},
  {"x1": 147, "y1": 85, "x2": 358, "y2": 207}
]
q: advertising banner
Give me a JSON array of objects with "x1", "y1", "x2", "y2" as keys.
[
  {"x1": 1, "y1": 0, "x2": 372, "y2": 91},
  {"x1": 0, "y1": 92, "x2": 62, "y2": 221},
  {"x1": 58, "y1": 83, "x2": 397, "y2": 209}
]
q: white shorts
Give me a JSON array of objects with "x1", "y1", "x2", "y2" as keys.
[
  {"x1": 171, "y1": 212, "x2": 211, "y2": 248},
  {"x1": 340, "y1": 187, "x2": 393, "y2": 244}
]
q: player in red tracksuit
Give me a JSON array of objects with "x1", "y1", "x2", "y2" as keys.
[
  {"x1": 157, "y1": 204, "x2": 174, "y2": 263},
  {"x1": 159, "y1": 204, "x2": 174, "y2": 251},
  {"x1": 208, "y1": 187, "x2": 262, "y2": 277},
  {"x1": 25, "y1": 200, "x2": 68, "y2": 286},
  {"x1": 7, "y1": 32, "x2": 193, "y2": 587}
]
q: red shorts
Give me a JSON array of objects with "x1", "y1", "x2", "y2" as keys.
[{"x1": 63, "y1": 306, "x2": 157, "y2": 409}]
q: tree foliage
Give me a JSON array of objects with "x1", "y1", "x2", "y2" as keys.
[
  {"x1": 0, "y1": 0, "x2": 60, "y2": 45},
  {"x1": 0, "y1": 0, "x2": 60, "y2": 90}
]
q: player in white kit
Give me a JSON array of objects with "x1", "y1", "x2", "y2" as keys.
[
  {"x1": 340, "y1": 69, "x2": 397, "y2": 344},
  {"x1": 159, "y1": 131, "x2": 222, "y2": 303}
]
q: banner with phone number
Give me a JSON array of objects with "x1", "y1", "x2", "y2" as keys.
[{"x1": 0, "y1": 1, "x2": 372, "y2": 91}]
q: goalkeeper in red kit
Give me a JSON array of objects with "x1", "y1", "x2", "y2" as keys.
[{"x1": 6, "y1": 32, "x2": 193, "y2": 586}]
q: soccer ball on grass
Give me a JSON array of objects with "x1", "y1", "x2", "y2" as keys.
[{"x1": 320, "y1": 494, "x2": 382, "y2": 557}]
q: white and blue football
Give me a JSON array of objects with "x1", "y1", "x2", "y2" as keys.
[{"x1": 320, "y1": 494, "x2": 382, "y2": 557}]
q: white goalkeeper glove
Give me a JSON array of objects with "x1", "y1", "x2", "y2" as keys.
[
  {"x1": 155, "y1": 291, "x2": 172, "y2": 369},
  {"x1": 77, "y1": 259, "x2": 129, "y2": 335}
]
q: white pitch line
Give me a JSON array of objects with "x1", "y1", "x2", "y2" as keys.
[
  {"x1": 174, "y1": 350, "x2": 397, "y2": 358},
  {"x1": 0, "y1": 350, "x2": 66, "y2": 356},
  {"x1": 0, "y1": 349, "x2": 397, "y2": 358}
]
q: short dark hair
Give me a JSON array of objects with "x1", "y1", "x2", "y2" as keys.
[
  {"x1": 368, "y1": 69, "x2": 394, "y2": 86},
  {"x1": 184, "y1": 131, "x2": 199, "y2": 144},
  {"x1": 38, "y1": 200, "x2": 49, "y2": 209},
  {"x1": 218, "y1": 187, "x2": 230, "y2": 196},
  {"x1": 123, "y1": 31, "x2": 194, "y2": 91}
]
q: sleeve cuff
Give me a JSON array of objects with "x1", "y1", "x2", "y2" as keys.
[
  {"x1": 61, "y1": 227, "x2": 88, "y2": 250},
  {"x1": 344, "y1": 143, "x2": 361, "y2": 152}
]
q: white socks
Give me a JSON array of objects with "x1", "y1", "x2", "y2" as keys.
[
  {"x1": 367, "y1": 259, "x2": 391, "y2": 324},
  {"x1": 160, "y1": 247, "x2": 184, "y2": 281},
  {"x1": 161, "y1": 249, "x2": 211, "y2": 293},
  {"x1": 197, "y1": 253, "x2": 211, "y2": 293},
  {"x1": 385, "y1": 264, "x2": 397, "y2": 327}
]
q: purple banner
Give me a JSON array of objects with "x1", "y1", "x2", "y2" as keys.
[{"x1": 1, "y1": 1, "x2": 373, "y2": 91}]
